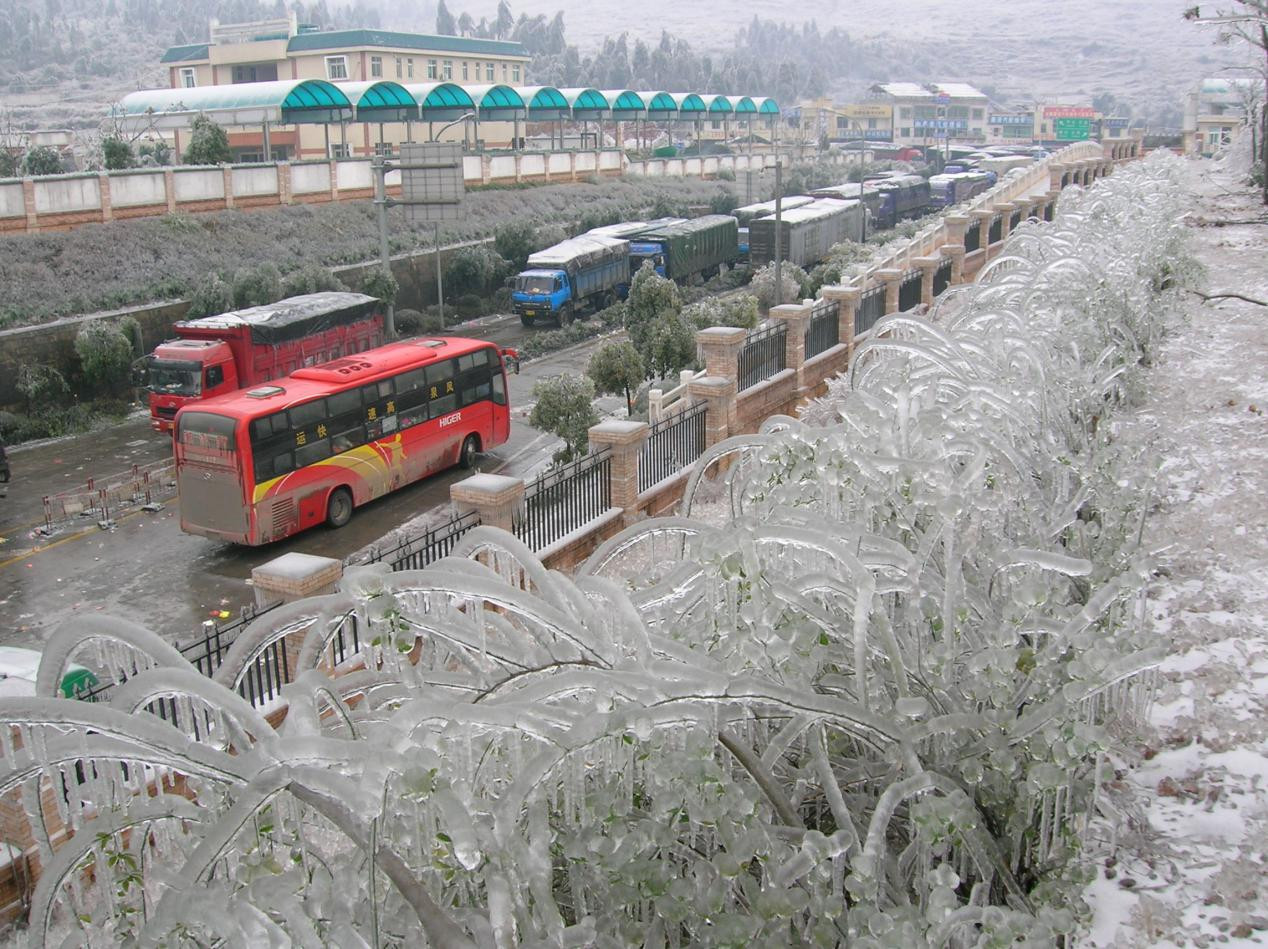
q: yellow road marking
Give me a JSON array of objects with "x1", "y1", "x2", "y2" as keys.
[{"x1": 0, "y1": 498, "x2": 175, "y2": 570}]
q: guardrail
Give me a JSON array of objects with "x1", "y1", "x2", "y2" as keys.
[
  {"x1": 737, "y1": 321, "x2": 787, "y2": 392},
  {"x1": 40, "y1": 457, "x2": 175, "y2": 535},
  {"x1": 513, "y1": 449, "x2": 613, "y2": 551}
]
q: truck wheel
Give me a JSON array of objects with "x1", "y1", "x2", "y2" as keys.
[
  {"x1": 459, "y1": 434, "x2": 480, "y2": 469},
  {"x1": 520, "y1": 314, "x2": 533, "y2": 328},
  {"x1": 558, "y1": 304, "x2": 573, "y2": 328},
  {"x1": 326, "y1": 487, "x2": 353, "y2": 529}
]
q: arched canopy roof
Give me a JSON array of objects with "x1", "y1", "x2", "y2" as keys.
[
  {"x1": 337, "y1": 80, "x2": 416, "y2": 122},
  {"x1": 117, "y1": 79, "x2": 352, "y2": 131},
  {"x1": 602, "y1": 90, "x2": 646, "y2": 117},
  {"x1": 519, "y1": 85, "x2": 569, "y2": 119},
  {"x1": 699, "y1": 94, "x2": 733, "y2": 114},
  {"x1": 756, "y1": 97, "x2": 780, "y2": 115},
  {"x1": 727, "y1": 96, "x2": 757, "y2": 114},
  {"x1": 668, "y1": 93, "x2": 706, "y2": 114},
  {"x1": 558, "y1": 87, "x2": 609, "y2": 119},
  {"x1": 640, "y1": 91, "x2": 678, "y2": 119},
  {"x1": 402, "y1": 82, "x2": 476, "y2": 121},
  {"x1": 464, "y1": 83, "x2": 525, "y2": 119}
]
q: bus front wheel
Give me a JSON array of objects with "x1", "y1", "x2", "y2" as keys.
[
  {"x1": 459, "y1": 434, "x2": 480, "y2": 469},
  {"x1": 326, "y1": 487, "x2": 354, "y2": 529}
]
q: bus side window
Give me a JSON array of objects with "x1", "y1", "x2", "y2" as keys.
[{"x1": 491, "y1": 373, "x2": 507, "y2": 406}]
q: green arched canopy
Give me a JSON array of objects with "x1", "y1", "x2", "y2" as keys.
[
  {"x1": 559, "y1": 87, "x2": 609, "y2": 119},
  {"x1": 403, "y1": 82, "x2": 477, "y2": 121},
  {"x1": 727, "y1": 96, "x2": 757, "y2": 114},
  {"x1": 700, "y1": 94, "x2": 733, "y2": 114},
  {"x1": 669, "y1": 93, "x2": 706, "y2": 115},
  {"x1": 117, "y1": 79, "x2": 353, "y2": 130},
  {"x1": 756, "y1": 97, "x2": 780, "y2": 115},
  {"x1": 465, "y1": 83, "x2": 525, "y2": 119},
  {"x1": 339, "y1": 81, "x2": 416, "y2": 122},
  {"x1": 520, "y1": 86, "x2": 569, "y2": 118},
  {"x1": 603, "y1": 90, "x2": 646, "y2": 117},
  {"x1": 641, "y1": 91, "x2": 678, "y2": 119}
]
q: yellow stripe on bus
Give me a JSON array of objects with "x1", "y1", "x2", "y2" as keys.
[{"x1": 251, "y1": 437, "x2": 402, "y2": 505}]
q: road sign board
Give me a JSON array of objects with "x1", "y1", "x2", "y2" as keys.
[{"x1": 399, "y1": 142, "x2": 465, "y2": 224}]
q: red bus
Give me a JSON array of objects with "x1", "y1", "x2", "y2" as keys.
[{"x1": 173, "y1": 336, "x2": 515, "y2": 545}]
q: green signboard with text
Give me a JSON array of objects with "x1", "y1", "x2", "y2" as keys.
[{"x1": 1054, "y1": 118, "x2": 1091, "y2": 141}]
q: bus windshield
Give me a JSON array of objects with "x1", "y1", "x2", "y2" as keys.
[{"x1": 146, "y1": 358, "x2": 201, "y2": 396}]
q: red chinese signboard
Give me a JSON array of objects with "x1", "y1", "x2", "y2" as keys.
[{"x1": 1043, "y1": 106, "x2": 1096, "y2": 119}]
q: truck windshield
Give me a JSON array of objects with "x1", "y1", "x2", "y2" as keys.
[
  {"x1": 516, "y1": 275, "x2": 555, "y2": 294},
  {"x1": 145, "y1": 358, "x2": 201, "y2": 396}
]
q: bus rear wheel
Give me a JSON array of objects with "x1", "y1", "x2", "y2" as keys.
[
  {"x1": 326, "y1": 487, "x2": 353, "y2": 529},
  {"x1": 459, "y1": 434, "x2": 480, "y2": 469}
]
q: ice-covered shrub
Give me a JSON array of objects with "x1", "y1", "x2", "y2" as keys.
[
  {"x1": 1, "y1": 154, "x2": 1197, "y2": 947},
  {"x1": 73, "y1": 322, "x2": 135, "y2": 398},
  {"x1": 231, "y1": 262, "x2": 282, "y2": 309},
  {"x1": 750, "y1": 259, "x2": 811, "y2": 309}
]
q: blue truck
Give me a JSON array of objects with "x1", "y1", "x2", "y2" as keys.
[{"x1": 512, "y1": 235, "x2": 631, "y2": 328}]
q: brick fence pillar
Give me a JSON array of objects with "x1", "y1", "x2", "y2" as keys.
[
  {"x1": 687, "y1": 376, "x2": 735, "y2": 448},
  {"x1": 993, "y1": 202, "x2": 1017, "y2": 243},
  {"x1": 588, "y1": 419, "x2": 649, "y2": 522},
  {"x1": 943, "y1": 212, "x2": 970, "y2": 247},
  {"x1": 913, "y1": 255, "x2": 941, "y2": 307},
  {"x1": 328, "y1": 158, "x2": 339, "y2": 201},
  {"x1": 98, "y1": 173, "x2": 113, "y2": 223},
  {"x1": 450, "y1": 473, "x2": 525, "y2": 532},
  {"x1": 222, "y1": 165, "x2": 235, "y2": 210},
  {"x1": 695, "y1": 326, "x2": 747, "y2": 386},
  {"x1": 943, "y1": 244, "x2": 967, "y2": 285},
  {"x1": 875, "y1": 268, "x2": 903, "y2": 314},
  {"x1": 1048, "y1": 161, "x2": 1067, "y2": 192},
  {"x1": 769, "y1": 301, "x2": 812, "y2": 399},
  {"x1": 250, "y1": 551, "x2": 345, "y2": 674},
  {"x1": 278, "y1": 161, "x2": 293, "y2": 205},
  {"x1": 164, "y1": 168, "x2": 176, "y2": 212},
  {"x1": 818, "y1": 285, "x2": 860, "y2": 361},
  {"x1": 22, "y1": 178, "x2": 37, "y2": 231}
]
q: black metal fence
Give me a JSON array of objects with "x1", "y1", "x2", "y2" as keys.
[
  {"x1": 638, "y1": 403, "x2": 706, "y2": 493},
  {"x1": 513, "y1": 449, "x2": 612, "y2": 551},
  {"x1": 898, "y1": 269, "x2": 922, "y2": 311},
  {"x1": 1010, "y1": 209, "x2": 1022, "y2": 230},
  {"x1": 856, "y1": 285, "x2": 886, "y2": 335},
  {"x1": 804, "y1": 299, "x2": 840, "y2": 359},
  {"x1": 737, "y1": 322, "x2": 787, "y2": 392},
  {"x1": 1045, "y1": 202, "x2": 1055, "y2": 222},
  {"x1": 964, "y1": 220, "x2": 981, "y2": 252},
  {"x1": 988, "y1": 214, "x2": 1002, "y2": 244},
  {"x1": 933, "y1": 258, "x2": 952, "y2": 297},
  {"x1": 364, "y1": 510, "x2": 483, "y2": 571}
]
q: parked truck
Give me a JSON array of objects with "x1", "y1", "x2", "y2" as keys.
[
  {"x1": 512, "y1": 235, "x2": 630, "y2": 327},
  {"x1": 140, "y1": 292, "x2": 385, "y2": 433},
  {"x1": 628, "y1": 215, "x2": 740, "y2": 282}
]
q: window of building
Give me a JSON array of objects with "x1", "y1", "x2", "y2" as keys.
[
  {"x1": 428, "y1": 59, "x2": 438, "y2": 79},
  {"x1": 231, "y1": 64, "x2": 278, "y2": 84},
  {"x1": 899, "y1": 107, "x2": 911, "y2": 119},
  {"x1": 443, "y1": 59, "x2": 453, "y2": 79},
  {"x1": 330, "y1": 143, "x2": 351, "y2": 159},
  {"x1": 374, "y1": 142, "x2": 393, "y2": 157},
  {"x1": 710, "y1": 119, "x2": 721, "y2": 129},
  {"x1": 180, "y1": 67, "x2": 196, "y2": 88},
  {"x1": 462, "y1": 61, "x2": 469, "y2": 80},
  {"x1": 370, "y1": 55, "x2": 383, "y2": 78},
  {"x1": 407, "y1": 58, "x2": 415, "y2": 79},
  {"x1": 486, "y1": 62, "x2": 494, "y2": 81},
  {"x1": 971, "y1": 108, "x2": 983, "y2": 120},
  {"x1": 900, "y1": 127, "x2": 911, "y2": 137},
  {"x1": 867, "y1": 118, "x2": 877, "y2": 129},
  {"x1": 501, "y1": 63, "x2": 508, "y2": 81},
  {"x1": 395, "y1": 57, "x2": 403, "y2": 78},
  {"x1": 325, "y1": 56, "x2": 348, "y2": 80},
  {"x1": 513, "y1": 64, "x2": 521, "y2": 82}
]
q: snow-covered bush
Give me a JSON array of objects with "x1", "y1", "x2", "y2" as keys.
[
  {"x1": 3, "y1": 153, "x2": 1196, "y2": 947},
  {"x1": 750, "y1": 259, "x2": 811, "y2": 309}
]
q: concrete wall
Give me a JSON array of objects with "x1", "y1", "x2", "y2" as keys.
[{"x1": 33, "y1": 175, "x2": 100, "y2": 213}]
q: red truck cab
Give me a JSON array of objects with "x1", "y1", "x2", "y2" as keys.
[{"x1": 145, "y1": 339, "x2": 239, "y2": 432}]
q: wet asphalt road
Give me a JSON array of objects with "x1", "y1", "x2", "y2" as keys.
[{"x1": 0, "y1": 314, "x2": 622, "y2": 648}]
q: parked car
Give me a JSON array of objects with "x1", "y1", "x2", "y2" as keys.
[{"x1": 0, "y1": 646, "x2": 99, "y2": 698}]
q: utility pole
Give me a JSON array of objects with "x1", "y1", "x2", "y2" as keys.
[
  {"x1": 773, "y1": 160, "x2": 783, "y2": 307},
  {"x1": 371, "y1": 154, "x2": 396, "y2": 339}
]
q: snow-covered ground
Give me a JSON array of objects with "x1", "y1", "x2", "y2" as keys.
[{"x1": 1084, "y1": 152, "x2": 1268, "y2": 945}]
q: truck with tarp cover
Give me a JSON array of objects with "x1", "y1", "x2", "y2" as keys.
[
  {"x1": 747, "y1": 198, "x2": 865, "y2": 268},
  {"x1": 512, "y1": 235, "x2": 630, "y2": 327},
  {"x1": 140, "y1": 292, "x2": 385, "y2": 433},
  {"x1": 628, "y1": 215, "x2": 740, "y2": 283}
]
